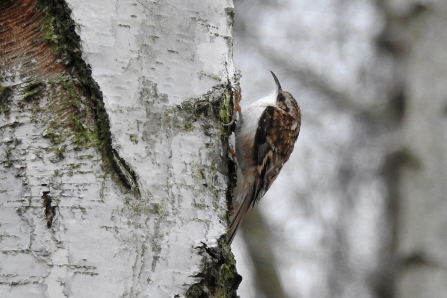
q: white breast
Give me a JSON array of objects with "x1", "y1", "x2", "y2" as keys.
[{"x1": 235, "y1": 91, "x2": 276, "y2": 172}]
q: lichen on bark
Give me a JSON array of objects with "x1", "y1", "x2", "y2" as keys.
[
  {"x1": 36, "y1": 0, "x2": 140, "y2": 194},
  {"x1": 1, "y1": 0, "x2": 239, "y2": 296}
]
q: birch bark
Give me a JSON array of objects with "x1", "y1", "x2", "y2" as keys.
[{"x1": 0, "y1": 0, "x2": 239, "y2": 297}]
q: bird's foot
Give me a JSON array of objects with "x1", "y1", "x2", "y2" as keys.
[{"x1": 223, "y1": 85, "x2": 242, "y2": 127}]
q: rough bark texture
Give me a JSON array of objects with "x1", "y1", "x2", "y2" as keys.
[
  {"x1": 0, "y1": 0, "x2": 239, "y2": 297},
  {"x1": 380, "y1": 1, "x2": 447, "y2": 297}
]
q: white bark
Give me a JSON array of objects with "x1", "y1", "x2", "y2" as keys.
[{"x1": 0, "y1": 0, "x2": 236, "y2": 297}]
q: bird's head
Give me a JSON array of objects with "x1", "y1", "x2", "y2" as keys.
[{"x1": 270, "y1": 71, "x2": 300, "y2": 116}]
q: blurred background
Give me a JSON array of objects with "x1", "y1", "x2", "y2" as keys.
[{"x1": 231, "y1": 0, "x2": 447, "y2": 297}]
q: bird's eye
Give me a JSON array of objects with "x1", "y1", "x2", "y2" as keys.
[{"x1": 278, "y1": 95, "x2": 285, "y2": 101}]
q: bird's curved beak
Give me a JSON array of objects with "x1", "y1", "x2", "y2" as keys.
[{"x1": 270, "y1": 71, "x2": 282, "y2": 94}]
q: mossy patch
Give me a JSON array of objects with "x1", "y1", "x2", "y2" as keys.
[
  {"x1": 36, "y1": 0, "x2": 140, "y2": 196},
  {"x1": 23, "y1": 81, "x2": 45, "y2": 101},
  {"x1": 224, "y1": 7, "x2": 235, "y2": 19},
  {"x1": 129, "y1": 134, "x2": 138, "y2": 144},
  {"x1": 185, "y1": 239, "x2": 241, "y2": 298}
]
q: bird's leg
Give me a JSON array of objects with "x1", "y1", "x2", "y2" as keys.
[
  {"x1": 233, "y1": 85, "x2": 242, "y2": 121},
  {"x1": 223, "y1": 85, "x2": 242, "y2": 126},
  {"x1": 223, "y1": 88, "x2": 240, "y2": 165},
  {"x1": 228, "y1": 142, "x2": 238, "y2": 166}
]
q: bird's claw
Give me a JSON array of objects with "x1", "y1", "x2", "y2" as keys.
[{"x1": 223, "y1": 85, "x2": 242, "y2": 126}]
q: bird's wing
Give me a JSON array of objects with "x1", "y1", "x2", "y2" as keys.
[
  {"x1": 252, "y1": 105, "x2": 299, "y2": 205},
  {"x1": 227, "y1": 105, "x2": 300, "y2": 243}
]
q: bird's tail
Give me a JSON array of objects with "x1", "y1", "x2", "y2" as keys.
[{"x1": 227, "y1": 180, "x2": 255, "y2": 244}]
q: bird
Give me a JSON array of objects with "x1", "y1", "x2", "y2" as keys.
[{"x1": 227, "y1": 71, "x2": 301, "y2": 244}]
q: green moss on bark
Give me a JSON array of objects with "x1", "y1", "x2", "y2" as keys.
[
  {"x1": 37, "y1": 0, "x2": 140, "y2": 196},
  {"x1": 186, "y1": 239, "x2": 241, "y2": 298}
]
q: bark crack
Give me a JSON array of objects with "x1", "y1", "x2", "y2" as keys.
[
  {"x1": 36, "y1": 0, "x2": 141, "y2": 197},
  {"x1": 41, "y1": 184, "x2": 55, "y2": 228}
]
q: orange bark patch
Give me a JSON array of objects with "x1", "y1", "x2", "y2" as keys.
[{"x1": 0, "y1": 0, "x2": 65, "y2": 81}]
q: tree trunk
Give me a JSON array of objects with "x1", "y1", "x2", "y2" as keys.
[
  {"x1": 0, "y1": 0, "x2": 240, "y2": 297},
  {"x1": 380, "y1": 1, "x2": 447, "y2": 297}
]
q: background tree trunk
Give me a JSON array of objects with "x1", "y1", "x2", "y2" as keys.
[
  {"x1": 380, "y1": 1, "x2": 447, "y2": 297},
  {"x1": 0, "y1": 0, "x2": 239, "y2": 297}
]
